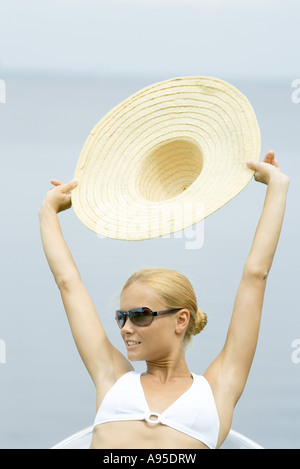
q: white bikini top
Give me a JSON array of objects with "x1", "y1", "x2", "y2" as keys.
[{"x1": 93, "y1": 371, "x2": 220, "y2": 449}]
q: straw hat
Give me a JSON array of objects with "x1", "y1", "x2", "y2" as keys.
[{"x1": 72, "y1": 76, "x2": 260, "y2": 240}]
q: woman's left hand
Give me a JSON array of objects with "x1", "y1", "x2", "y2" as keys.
[
  {"x1": 246, "y1": 150, "x2": 288, "y2": 185},
  {"x1": 40, "y1": 179, "x2": 78, "y2": 215}
]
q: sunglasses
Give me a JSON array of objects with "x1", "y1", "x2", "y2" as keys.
[{"x1": 115, "y1": 307, "x2": 183, "y2": 329}]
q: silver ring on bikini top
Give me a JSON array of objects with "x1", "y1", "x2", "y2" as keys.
[{"x1": 145, "y1": 412, "x2": 161, "y2": 424}]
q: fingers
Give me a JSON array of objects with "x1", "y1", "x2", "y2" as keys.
[
  {"x1": 49, "y1": 179, "x2": 62, "y2": 190},
  {"x1": 263, "y1": 150, "x2": 280, "y2": 169},
  {"x1": 246, "y1": 160, "x2": 258, "y2": 171},
  {"x1": 63, "y1": 179, "x2": 78, "y2": 192},
  {"x1": 50, "y1": 179, "x2": 78, "y2": 192},
  {"x1": 50, "y1": 179, "x2": 63, "y2": 186},
  {"x1": 247, "y1": 151, "x2": 280, "y2": 171},
  {"x1": 263, "y1": 150, "x2": 275, "y2": 164}
]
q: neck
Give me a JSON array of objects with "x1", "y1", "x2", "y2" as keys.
[{"x1": 144, "y1": 351, "x2": 190, "y2": 382}]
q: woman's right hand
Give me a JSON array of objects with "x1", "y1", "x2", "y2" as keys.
[
  {"x1": 246, "y1": 150, "x2": 289, "y2": 186},
  {"x1": 40, "y1": 179, "x2": 78, "y2": 214}
]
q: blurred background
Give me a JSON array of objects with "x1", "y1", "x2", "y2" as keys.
[{"x1": 0, "y1": 0, "x2": 299, "y2": 449}]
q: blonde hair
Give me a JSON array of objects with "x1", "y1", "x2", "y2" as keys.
[{"x1": 121, "y1": 268, "x2": 207, "y2": 345}]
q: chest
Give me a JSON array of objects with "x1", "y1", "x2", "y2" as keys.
[{"x1": 141, "y1": 376, "x2": 194, "y2": 414}]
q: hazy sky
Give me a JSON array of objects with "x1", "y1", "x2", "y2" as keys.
[{"x1": 0, "y1": 0, "x2": 299, "y2": 79}]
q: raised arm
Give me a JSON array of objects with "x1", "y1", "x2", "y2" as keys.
[
  {"x1": 39, "y1": 179, "x2": 132, "y2": 390},
  {"x1": 204, "y1": 151, "x2": 289, "y2": 441}
]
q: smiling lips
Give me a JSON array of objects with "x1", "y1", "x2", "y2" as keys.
[{"x1": 126, "y1": 340, "x2": 141, "y2": 348}]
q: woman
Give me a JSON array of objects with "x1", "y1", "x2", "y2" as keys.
[{"x1": 39, "y1": 151, "x2": 289, "y2": 449}]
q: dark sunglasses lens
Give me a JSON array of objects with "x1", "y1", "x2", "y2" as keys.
[
  {"x1": 131, "y1": 307, "x2": 153, "y2": 326},
  {"x1": 116, "y1": 311, "x2": 126, "y2": 328}
]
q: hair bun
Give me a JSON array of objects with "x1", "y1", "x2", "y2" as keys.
[{"x1": 193, "y1": 309, "x2": 207, "y2": 335}]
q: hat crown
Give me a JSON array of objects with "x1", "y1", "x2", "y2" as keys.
[{"x1": 137, "y1": 139, "x2": 203, "y2": 203}]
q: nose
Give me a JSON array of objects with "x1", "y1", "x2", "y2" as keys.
[{"x1": 121, "y1": 316, "x2": 135, "y2": 333}]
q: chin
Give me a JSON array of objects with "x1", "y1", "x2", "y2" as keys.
[{"x1": 127, "y1": 350, "x2": 144, "y2": 362}]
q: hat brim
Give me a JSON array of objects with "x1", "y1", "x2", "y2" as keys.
[{"x1": 72, "y1": 76, "x2": 261, "y2": 240}]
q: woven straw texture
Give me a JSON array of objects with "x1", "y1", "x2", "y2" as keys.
[{"x1": 72, "y1": 76, "x2": 261, "y2": 240}]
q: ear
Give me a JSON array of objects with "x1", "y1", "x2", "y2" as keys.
[{"x1": 175, "y1": 309, "x2": 190, "y2": 335}]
